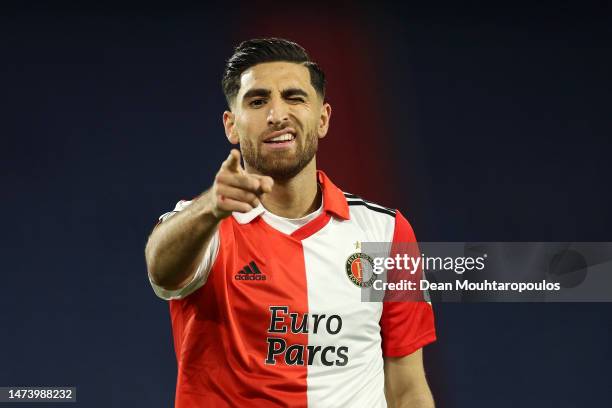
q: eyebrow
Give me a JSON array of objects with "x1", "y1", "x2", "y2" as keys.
[
  {"x1": 242, "y1": 87, "x2": 309, "y2": 101},
  {"x1": 242, "y1": 88, "x2": 271, "y2": 100},
  {"x1": 281, "y1": 88, "x2": 308, "y2": 98}
]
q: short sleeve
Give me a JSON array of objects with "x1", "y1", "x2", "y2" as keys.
[
  {"x1": 157, "y1": 199, "x2": 193, "y2": 223},
  {"x1": 148, "y1": 200, "x2": 220, "y2": 300},
  {"x1": 380, "y1": 210, "x2": 436, "y2": 357}
]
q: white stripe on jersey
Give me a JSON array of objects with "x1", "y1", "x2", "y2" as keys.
[{"x1": 302, "y1": 204, "x2": 396, "y2": 407}]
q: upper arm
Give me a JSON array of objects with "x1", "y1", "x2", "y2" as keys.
[{"x1": 380, "y1": 210, "x2": 436, "y2": 356}]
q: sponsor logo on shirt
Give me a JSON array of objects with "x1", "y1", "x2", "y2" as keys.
[
  {"x1": 235, "y1": 261, "x2": 267, "y2": 281},
  {"x1": 265, "y1": 306, "x2": 349, "y2": 367}
]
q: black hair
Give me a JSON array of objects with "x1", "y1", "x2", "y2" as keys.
[{"x1": 222, "y1": 38, "x2": 326, "y2": 108}]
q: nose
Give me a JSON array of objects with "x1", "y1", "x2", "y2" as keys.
[{"x1": 266, "y1": 98, "x2": 290, "y2": 127}]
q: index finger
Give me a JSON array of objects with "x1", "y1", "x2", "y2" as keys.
[{"x1": 221, "y1": 149, "x2": 243, "y2": 173}]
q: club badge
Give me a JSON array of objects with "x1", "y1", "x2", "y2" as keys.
[{"x1": 345, "y1": 241, "x2": 376, "y2": 288}]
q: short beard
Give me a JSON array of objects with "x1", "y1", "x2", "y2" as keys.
[{"x1": 241, "y1": 130, "x2": 318, "y2": 181}]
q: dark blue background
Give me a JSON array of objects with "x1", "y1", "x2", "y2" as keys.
[{"x1": 2, "y1": 3, "x2": 611, "y2": 407}]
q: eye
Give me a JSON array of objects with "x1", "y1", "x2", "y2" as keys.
[
  {"x1": 288, "y1": 97, "x2": 305, "y2": 103},
  {"x1": 249, "y1": 99, "x2": 266, "y2": 107}
]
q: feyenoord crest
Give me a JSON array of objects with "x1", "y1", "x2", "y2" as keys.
[{"x1": 346, "y1": 241, "x2": 376, "y2": 288}]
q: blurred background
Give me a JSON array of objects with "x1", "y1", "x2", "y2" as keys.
[{"x1": 1, "y1": 1, "x2": 611, "y2": 407}]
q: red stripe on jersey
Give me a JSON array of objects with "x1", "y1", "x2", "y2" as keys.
[
  {"x1": 170, "y1": 217, "x2": 310, "y2": 407},
  {"x1": 290, "y1": 212, "x2": 331, "y2": 241}
]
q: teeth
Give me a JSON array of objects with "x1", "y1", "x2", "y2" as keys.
[{"x1": 268, "y1": 133, "x2": 293, "y2": 142}]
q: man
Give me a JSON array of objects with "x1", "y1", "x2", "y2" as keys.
[{"x1": 145, "y1": 38, "x2": 436, "y2": 407}]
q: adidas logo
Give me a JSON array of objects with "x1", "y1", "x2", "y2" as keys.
[{"x1": 235, "y1": 261, "x2": 267, "y2": 281}]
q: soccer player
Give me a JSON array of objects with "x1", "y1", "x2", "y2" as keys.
[{"x1": 145, "y1": 38, "x2": 436, "y2": 407}]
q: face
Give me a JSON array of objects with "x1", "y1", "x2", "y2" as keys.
[{"x1": 223, "y1": 61, "x2": 331, "y2": 180}]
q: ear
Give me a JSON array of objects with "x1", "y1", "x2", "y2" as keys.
[
  {"x1": 317, "y1": 102, "x2": 332, "y2": 139},
  {"x1": 223, "y1": 110, "x2": 239, "y2": 144}
]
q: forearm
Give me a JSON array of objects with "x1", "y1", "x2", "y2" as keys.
[
  {"x1": 384, "y1": 351, "x2": 435, "y2": 408},
  {"x1": 145, "y1": 150, "x2": 273, "y2": 291},
  {"x1": 387, "y1": 388, "x2": 435, "y2": 408},
  {"x1": 145, "y1": 190, "x2": 220, "y2": 290}
]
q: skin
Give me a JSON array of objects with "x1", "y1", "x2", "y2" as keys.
[
  {"x1": 145, "y1": 60, "x2": 433, "y2": 407},
  {"x1": 385, "y1": 349, "x2": 435, "y2": 408},
  {"x1": 222, "y1": 61, "x2": 331, "y2": 218}
]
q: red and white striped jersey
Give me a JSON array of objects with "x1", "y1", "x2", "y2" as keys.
[{"x1": 150, "y1": 170, "x2": 436, "y2": 408}]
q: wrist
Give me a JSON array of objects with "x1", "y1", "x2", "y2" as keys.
[{"x1": 193, "y1": 189, "x2": 228, "y2": 222}]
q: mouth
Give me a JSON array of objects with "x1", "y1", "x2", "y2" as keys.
[{"x1": 263, "y1": 128, "x2": 297, "y2": 145}]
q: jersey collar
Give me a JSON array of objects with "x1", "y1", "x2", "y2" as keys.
[
  {"x1": 232, "y1": 170, "x2": 350, "y2": 224},
  {"x1": 317, "y1": 170, "x2": 350, "y2": 220},
  {"x1": 231, "y1": 203, "x2": 266, "y2": 224}
]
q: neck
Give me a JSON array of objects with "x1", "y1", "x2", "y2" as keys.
[{"x1": 258, "y1": 158, "x2": 321, "y2": 219}]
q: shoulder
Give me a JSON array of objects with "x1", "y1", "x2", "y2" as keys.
[
  {"x1": 342, "y1": 192, "x2": 397, "y2": 240},
  {"x1": 158, "y1": 199, "x2": 193, "y2": 222},
  {"x1": 343, "y1": 192, "x2": 397, "y2": 218},
  {"x1": 343, "y1": 192, "x2": 416, "y2": 242}
]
